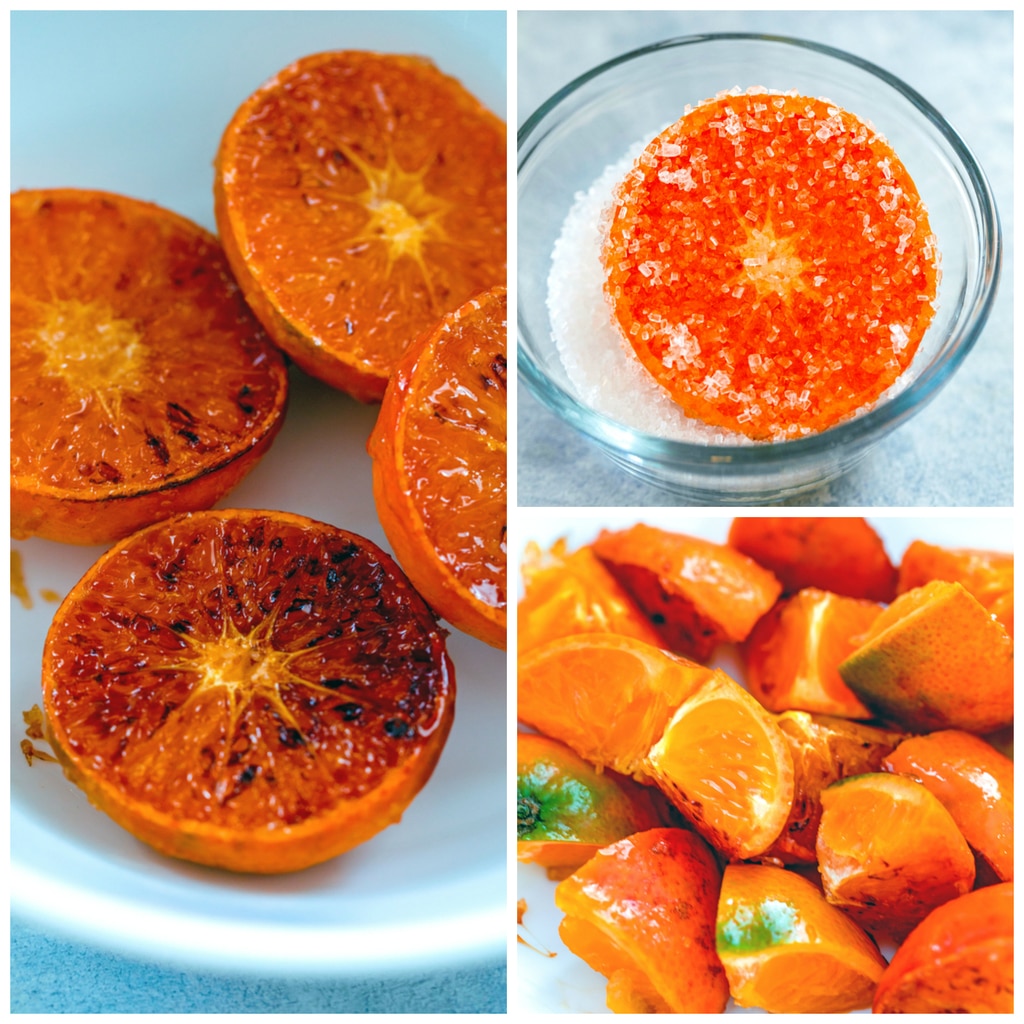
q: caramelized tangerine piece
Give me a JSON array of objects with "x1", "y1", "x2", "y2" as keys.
[
  {"x1": 369, "y1": 286, "x2": 506, "y2": 649},
  {"x1": 11, "y1": 189, "x2": 288, "y2": 545},
  {"x1": 604, "y1": 91, "x2": 938, "y2": 439},
  {"x1": 215, "y1": 50, "x2": 506, "y2": 402},
  {"x1": 42, "y1": 509, "x2": 454, "y2": 873}
]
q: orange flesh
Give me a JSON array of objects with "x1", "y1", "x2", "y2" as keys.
[
  {"x1": 604, "y1": 91, "x2": 938, "y2": 440},
  {"x1": 216, "y1": 51, "x2": 506, "y2": 399},
  {"x1": 43, "y1": 510, "x2": 453, "y2": 868},
  {"x1": 11, "y1": 190, "x2": 287, "y2": 513}
]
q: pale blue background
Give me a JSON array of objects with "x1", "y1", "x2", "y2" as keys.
[
  {"x1": 11, "y1": 9, "x2": 506, "y2": 1014},
  {"x1": 518, "y1": 10, "x2": 1012, "y2": 506}
]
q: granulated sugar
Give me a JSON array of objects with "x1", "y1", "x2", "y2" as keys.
[
  {"x1": 547, "y1": 90, "x2": 939, "y2": 445},
  {"x1": 547, "y1": 141, "x2": 753, "y2": 446}
]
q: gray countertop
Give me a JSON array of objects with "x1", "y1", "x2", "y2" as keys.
[{"x1": 517, "y1": 10, "x2": 1012, "y2": 506}]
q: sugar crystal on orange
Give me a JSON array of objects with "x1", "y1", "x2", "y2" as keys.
[{"x1": 603, "y1": 89, "x2": 938, "y2": 440}]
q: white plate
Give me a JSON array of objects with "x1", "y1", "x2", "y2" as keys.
[
  {"x1": 11, "y1": 10, "x2": 507, "y2": 978},
  {"x1": 514, "y1": 511, "x2": 1013, "y2": 1012}
]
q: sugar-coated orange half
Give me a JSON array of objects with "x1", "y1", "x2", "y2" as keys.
[
  {"x1": 42, "y1": 509, "x2": 455, "y2": 874},
  {"x1": 593, "y1": 522, "x2": 782, "y2": 661},
  {"x1": 556, "y1": 828, "x2": 729, "y2": 1013},
  {"x1": 872, "y1": 882, "x2": 1014, "y2": 1013},
  {"x1": 604, "y1": 91, "x2": 938, "y2": 440},
  {"x1": 369, "y1": 286, "x2": 506, "y2": 649},
  {"x1": 11, "y1": 189, "x2": 289, "y2": 545},
  {"x1": 215, "y1": 51, "x2": 507, "y2": 402}
]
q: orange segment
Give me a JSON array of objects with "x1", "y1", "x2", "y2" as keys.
[
  {"x1": 517, "y1": 633, "x2": 714, "y2": 778},
  {"x1": 517, "y1": 538, "x2": 663, "y2": 655},
  {"x1": 369, "y1": 286, "x2": 506, "y2": 648},
  {"x1": 817, "y1": 773, "x2": 975, "y2": 937},
  {"x1": 728, "y1": 516, "x2": 898, "y2": 601},
  {"x1": 743, "y1": 588, "x2": 882, "y2": 717},
  {"x1": 214, "y1": 50, "x2": 506, "y2": 401},
  {"x1": 11, "y1": 189, "x2": 288, "y2": 545},
  {"x1": 42, "y1": 509, "x2": 454, "y2": 873},
  {"x1": 884, "y1": 730, "x2": 1014, "y2": 881},
  {"x1": 839, "y1": 579, "x2": 1013, "y2": 733},
  {"x1": 644, "y1": 673, "x2": 794, "y2": 859},
  {"x1": 770, "y1": 712, "x2": 906, "y2": 864},
  {"x1": 603, "y1": 92, "x2": 938, "y2": 440},
  {"x1": 899, "y1": 539, "x2": 1014, "y2": 637},
  {"x1": 555, "y1": 829, "x2": 729, "y2": 1013},
  {"x1": 593, "y1": 523, "x2": 782, "y2": 661},
  {"x1": 873, "y1": 882, "x2": 1014, "y2": 1013},
  {"x1": 517, "y1": 732, "x2": 665, "y2": 879},
  {"x1": 717, "y1": 864, "x2": 886, "y2": 1012}
]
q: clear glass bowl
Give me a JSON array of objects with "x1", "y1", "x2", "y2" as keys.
[{"x1": 517, "y1": 33, "x2": 1001, "y2": 503}]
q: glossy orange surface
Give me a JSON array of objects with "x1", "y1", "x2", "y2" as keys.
[
  {"x1": 518, "y1": 538, "x2": 663, "y2": 655},
  {"x1": 11, "y1": 189, "x2": 288, "y2": 545},
  {"x1": 728, "y1": 517, "x2": 898, "y2": 601},
  {"x1": 884, "y1": 730, "x2": 1013, "y2": 881},
  {"x1": 42, "y1": 509, "x2": 454, "y2": 873},
  {"x1": 603, "y1": 92, "x2": 937, "y2": 440},
  {"x1": 743, "y1": 588, "x2": 881, "y2": 717},
  {"x1": 839, "y1": 579, "x2": 1013, "y2": 733},
  {"x1": 717, "y1": 864, "x2": 886, "y2": 1012},
  {"x1": 369, "y1": 286, "x2": 506, "y2": 648},
  {"x1": 817, "y1": 772, "x2": 975, "y2": 938},
  {"x1": 873, "y1": 882, "x2": 1013, "y2": 1012},
  {"x1": 214, "y1": 50, "x2": 506, "y2": 401},
  {"x1": 556, "y1": 828, "x2": 728, "y2": 1012},
  {"x1": 593, "y1": 522, "x2": 781, "y2": 660}
]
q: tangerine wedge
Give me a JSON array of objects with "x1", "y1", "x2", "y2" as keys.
[
  {"x1": 518, "y1": 537, "x2": 663, "y2": 655},
  {"x1": 644, "y1": 673, "x2": 795, "y2": 859},
  {"x1": 838, "y1": 579, "x2": 1013, "y2": 733},
  {"x1": 41, "y1": 508, "x2": 454, "y2": 873},
  {"x1": 728, "y1": 516, "x2": 898, "y2": 601},
  {"x1": 555, "y1": 828, "x2": 729, "y2": 1013},
  {"x1": 11, "y1": 189, "x2": 288, "y2": 545},
  {"x1": 884, "y1": 730, "x2": 1013, "y2": 881},
  {"x1": 517, "y1": 732, "x2": 665, "y2": 879},
  {"x1": 743, "y1": 588, "x2": 881, "y2": 717},
  {"x1": 214, "y1": 50, "x2": 506, "y2": 402},
  {"x1": 817, "y1": 772, "x2": 975, "y2": 938},
  {"x1": 873, "y1": 882, "x2": 1014, "y2": 1013},
  {"x1": 604, "y1": 91, "x2": 937, "y2": 440},
  {"x1": 716, "y1": 864, "x2": 886, "y2": 1012},
  {"x1": 770, "y1": 712, "x2": 906, "y2": 864},
  {"x1": 518, "y1": 633, "x2": 714, "y2": 779},
  {"x1": 898, "y1": 539, "x2": 1014, "y2": 637},
  {"x1": 592, "y1": 522, "x2": 782, "y2": 661},
  {"x1": 369, "y1": 286, "x2": 506, "y2": 649}
]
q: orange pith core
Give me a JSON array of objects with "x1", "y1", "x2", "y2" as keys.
[{"x1": 603, "y1": 90, "x2": 939, "y2": 440}]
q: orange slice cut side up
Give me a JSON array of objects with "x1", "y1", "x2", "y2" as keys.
[
  {"x1": 603, "y1": 91, "x2": 938, "y2": 440},
  {"x1": 42, "y1": 509, "x2": 455, "y2": 874},
  {"x1": 369, "y1": 286, "x2": 507, "y2": 649},
  {"x1": 11, "y1": 189, "x2": 289, "y2": 545},
  {"x1": 215, "y1": 50, "x2": 507, "y2": 402}
]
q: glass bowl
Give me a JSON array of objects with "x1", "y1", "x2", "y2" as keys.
[{"x1": 517, "y1": 33, "x2": 1001, "y2": 503}]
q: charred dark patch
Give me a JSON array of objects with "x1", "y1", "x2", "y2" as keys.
[
  {"x1": 384, "y1": 718, "x2": 409, "y2": 739},
  {"x1": 167, "y1": 401, "x2": 197, "y2": 426},
  {"x1": 178, "y1": 429, "x2": 200, "y2": 446},
  {"x1": 335, "y1": 702, "x2": 363, "y2": 721},
  {"x1": 278, "y1": 726, "x2": 305, "y2": 748},
  {"x1": 146, "y1": 433, "x2": 171, "y2": 465}
]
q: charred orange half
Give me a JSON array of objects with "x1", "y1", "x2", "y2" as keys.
[{"x1": 42, "y1": 508, "x2": 455, "y2": 873}]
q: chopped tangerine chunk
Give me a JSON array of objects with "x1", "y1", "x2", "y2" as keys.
[{"x1": 603, "y1": 90, "x2": 939, "y2": 440}]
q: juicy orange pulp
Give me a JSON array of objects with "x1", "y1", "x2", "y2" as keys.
[
  {"x1": 11, "y1": 189, "x2": 288, "y2": 545},
  {"x1": 215, "y1": 50, "x2": 506, "y2": 402},
  {"x1": 743, "y1": 587, "x2": 882, "y2": 717},
  {"x1": 604, "y1": 92, "x2": 937, "y2": 440},
  {"x1": 42, "y1": 509, "x2": 454, "y2": 873},
  {"x1": 369, "y1": 286, "x2": 506, "y2": 649},
  {"x1": 717, "y1": 863, "x2": 886, "y2": 1012},
  {"x1": 518, "y1": 538, "x2": 663, "y2": 654}
]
